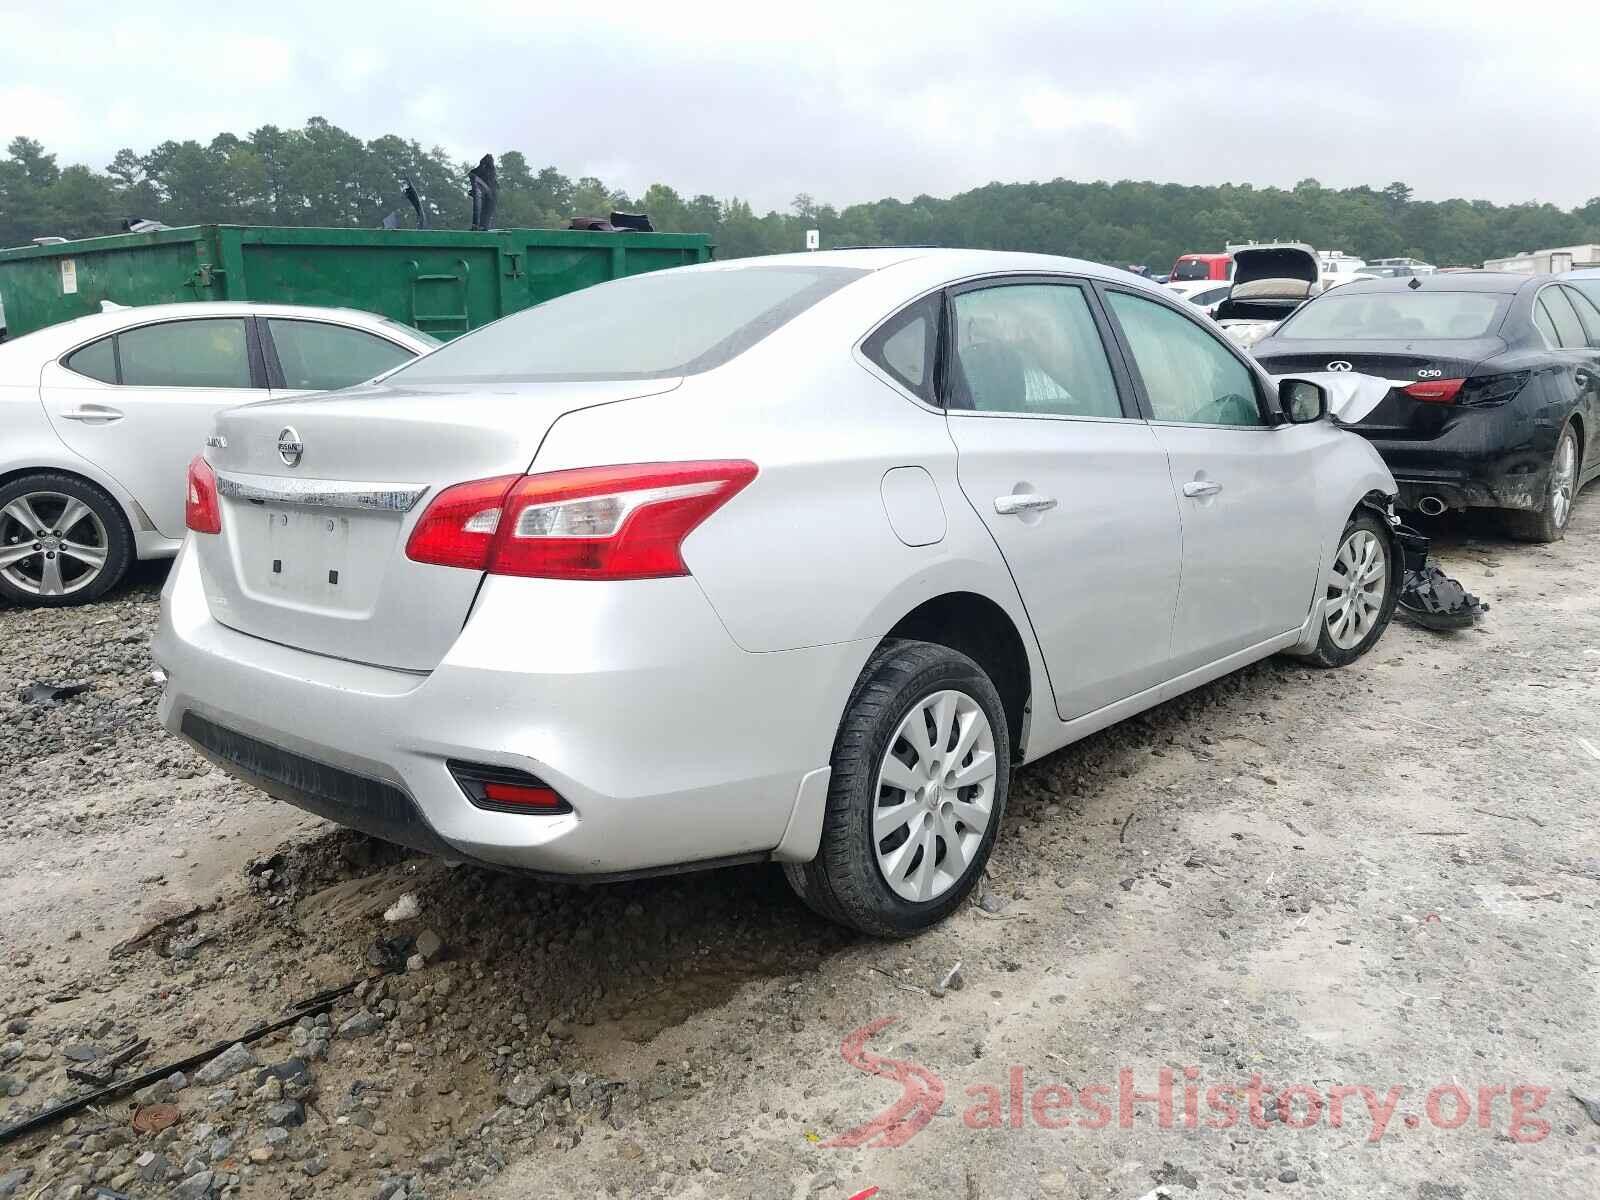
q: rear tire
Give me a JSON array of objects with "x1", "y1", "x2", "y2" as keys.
[
  {"x1": 0, "y1": 472, "x2": 132, "y2": 607},
  {"x1": 1503, "y1": 423, "x2": 1580, "y2": 544},
  {"x1": 1305, "y1": 511, "x2": 1398, "y2": 668},
  {"x1": 784, "y1": 639, "x2": 1010, "y2": 937}
]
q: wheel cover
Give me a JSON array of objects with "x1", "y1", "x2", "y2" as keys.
[
  {"x1": 871, "y1": 689, "x2": 996, "y2": 903},
  {"x1": 0, "y1": 491, "x2": 110, "y2": 597},
  {"x1": 1325, "y1": 528, "x2": 1386, "y2": 650},
  {"x1": 1550, "y1": 431, "x2": 1577, "y2": 530}
]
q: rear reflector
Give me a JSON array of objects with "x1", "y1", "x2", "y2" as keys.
[
  {"x1": 1402, "y1": 377, "x2": 1465, "y2": 404},
  {"x1": 448, "y1": 760, "x2": 571, "y2": 814},
  {"x1": 185, "y1": 455, "x2": 222, "y2": 534},
  {"x1": 406, "y1": 460, "x2": 758, "y2": 580}
]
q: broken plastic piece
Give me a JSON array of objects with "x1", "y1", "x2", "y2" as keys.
[
  {"x1": 1398, "y1": 561, "x2": 1488, "y2": 631},
  {"x1": 19, "y1": 681, "x2": 93, "y2": 706}
]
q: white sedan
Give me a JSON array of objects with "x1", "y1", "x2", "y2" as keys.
[
  {"x1": 156, "y1": 250, "x2": 1399, "y2": 936},
  {"x1": 0, "y1": 302, "x2": 436, "y2": 605}
]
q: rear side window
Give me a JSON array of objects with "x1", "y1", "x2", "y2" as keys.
[
  {"x1": 64, "y1": 336, "x2": 117, "y2": 383},
  {"x1": 1541, "y1": 286, "x2": 1589, "y2": 349},
  {"x1": 388, "y1": 265, "x2": 867, "y2": 384},
  {"x1": 1534, "y1": 298, "x2": 1561, "y2": 346},
  {"x1": 1276, "y1": 291, "x2": 1507, "y2": 340},
  {"x1": 947, "y1": 283, "x2": 1123, "y2": 419},
  {"x1": 1563, "y1": 285, "x2": 1600, "y2": 346},
  {"x1": 1107, "y1": 291, "x2": 1264, "y2": 427},
  {"x1": 268, "y1": 319, "x2": 415, "y2": 391},
  {"x1": 117, "y1": 319, "x2": 251, "y2": 388},
  {"x1": 1570, "y1": 280, "x2": 1600, "y2": 334},
  {"x1": 862, "y1": 294, "x2": 938, "y2": 401}
]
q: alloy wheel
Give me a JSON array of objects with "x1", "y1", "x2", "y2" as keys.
[
  {"x1": 871, "y1": 689, "x2": 996, "y2": 903},
  {"x1": 1550, "y1": 430, "x2": 1577, "y2": 531},
  {"x1": 1325, "y1": 528, "x2": 1386, "y2": 650},
  {"x1": 0, "y1": 491, "x2": 111, "y2": 598}
]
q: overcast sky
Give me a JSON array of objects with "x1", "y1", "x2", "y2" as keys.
[{"x1": 3, "y1": 0, "x2": 1595, "y2": 212}]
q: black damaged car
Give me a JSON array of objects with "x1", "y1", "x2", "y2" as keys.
[{"x1": 1253, "y1": 272, "x2": 1600, "y2": 541}]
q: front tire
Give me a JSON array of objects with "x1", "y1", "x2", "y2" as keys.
[
  {"x1": 784, "y1": 640, "x2": 1010, "y2": 937},
  {"x1": 0, "y1": 472, "x2": 132, "y2": 607},
  {"x1": 1305, "y1": 511, "x2": 1398, "y2": 668},
  {"x1": 1503, "y1": 423, "x2": 1580, "y2": 544}
]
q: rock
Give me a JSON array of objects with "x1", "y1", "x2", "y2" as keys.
[
  {"x1": 338, "y1": 1011, "x2": 384, "y2": 1039},
  {"x1": 504, "y1": 1077, "x2": 561, "y2": 1108},
  {"x1": 0, "y1": 1168, "x2": 32, "y2": 1198},
  {"x1": 259, "y1": 1057, "x2": 310, "y2": 1085},
  {"x1": 978, "y1": 891, "x2": 1010, "y2": 914},
  {"x1": 174, "y1": 1169, "x2": 214, "y2": 1199},
  {"x1": 413, "y1": 929, "x2": 443, "y2": 962},
  {"x1": 266, "y1": 1100, "x2": 306, "y2": 1128},
  {"x1": 1572, "y1": 1090, "x2": 1600, "y2": 1125},
  {"x1": 303, "y1": 1155, "x2": 329, "y2": 1178},
  {"x1": 209, "y1": 1138, "x2": 234, "y2": 1163},
  {"x1": 384, "y1": 893, "x2": 420, "y2": 923},
  {"x1": 418, "y1": 1147, "x2": 455, "y2": 1173},
  {"x1": 0, "y1": 1075, "x2": 25, "y2": 1098},
  {"x1": 406, "y1": 954, "x2": 427, "y2": 973},
  {"x1": 135, "y1": 1151, "x2": 170, "y2": 1182},
  {"x1": 254, "y1": 1075, "x2": 284, "y2": 1102},
  {"x1": 263, "y1": 1127, "x2": 290, "y2": 1147},
  {"x1": 248, "y1": 1147, "x2": 273, "y2": 1165},
  {"x1": 0, "y1": 1043, "x2": 22, "y2": 1065},
  {"x1": 1278, "y1": 1168, "x2": 1300, "y2": 1183},
  {"x1": 62, "y1": 1042, "x2": 102, "y2": 1062},
  {"x1": 193, "y1": 1043, "x2": 256, "y2": 1086}
]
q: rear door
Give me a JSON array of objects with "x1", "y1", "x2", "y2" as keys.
[
  {"x1": 1544, "y1": 285, "x2": 1600, "y2": 483},
  {"x1": 934, "y1": 276, "x2": 1182, "y2": 721},
  {"x1": 40, "y1": 316, "x2": 269, "y2": 539},
  {"x1": 1099, "y1": 286, "x2": 1324, "y2": 675}
]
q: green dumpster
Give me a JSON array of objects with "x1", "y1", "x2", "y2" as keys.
[{"x1": 0, "y1": 224, "x2": 714, "y2": 341}]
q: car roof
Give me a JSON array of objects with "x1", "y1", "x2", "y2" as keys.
[
  {"x1": 5, "y1": 301, "x2": 430, "y2": 357},
  {"x1": 686, "y1": 246, "x2": 1153, "y2": 287},
  {"x1": 1315, "y1": 271, "x2": 1540, "y2": 296}
]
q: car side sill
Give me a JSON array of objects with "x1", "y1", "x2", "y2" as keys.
[{"x1": 1022, "y1": 629, "x2": 1303, "y2": 764}]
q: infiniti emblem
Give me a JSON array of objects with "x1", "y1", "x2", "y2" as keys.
[
  {"x1": 277, "y1": 426, "x2": 304, "y2": 468},
  {"x1": 1327, "y1": 360, "x2": 1353, "y2": 372}
]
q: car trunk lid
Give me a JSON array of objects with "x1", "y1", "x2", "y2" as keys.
[
  {"x1": 1254, "y1": 338, "x2": 1506, "y2": 438},
  {"x1": 192, "y1": 378, "x2": 677, "y2": 671}
]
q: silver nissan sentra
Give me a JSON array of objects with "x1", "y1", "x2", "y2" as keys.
[{"x1": 155, "y1": 248, "x2": 1399, "y2": 936}]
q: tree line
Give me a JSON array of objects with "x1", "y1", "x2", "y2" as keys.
[{"x1": 4, "y1": 118, "x2": 1599, "y2": 271}]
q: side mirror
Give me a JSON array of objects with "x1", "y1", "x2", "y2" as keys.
[{"x1": 1279, "y1": 378, "x2": 1328, "y2": 424}]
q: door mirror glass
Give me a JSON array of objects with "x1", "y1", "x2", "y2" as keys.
[{"x1": 1279, "y1": 378, "x2": 1328, "y2": 424}]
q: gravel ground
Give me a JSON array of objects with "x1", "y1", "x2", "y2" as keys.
[{"x1": 2, "y1": 505, "x2": 1598, "y2": 1200}]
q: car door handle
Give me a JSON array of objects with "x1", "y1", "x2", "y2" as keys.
[
  {"x1": 994, "y1": 493, "x2": 1058, "y2": 516},
  {"x1": 58, "y1": 405, "x2": 124, "y2": 423},
  {"x1": 1182, "y1": 480, "x2": 1223, "y2": 498}
]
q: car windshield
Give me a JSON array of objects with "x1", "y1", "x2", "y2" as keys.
[
  {"x1": 1273, "y1": 291, "x2": 1507, "y2": 340},
  {"x1": 385, "y1": 264, "x2": 867, "y2": 384}
]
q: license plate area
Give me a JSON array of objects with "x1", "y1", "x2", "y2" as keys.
[{"x1": 232, "y1": 503, "x2": 400, "y2": 613}]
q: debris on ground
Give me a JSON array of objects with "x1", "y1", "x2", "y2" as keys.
[
  {"x1": 18, "y1": 681, "x2": 93, "y2": 706},
  {"x1": 384, "y1": 892, "x2": 420, "y2": 923},
  {"x1": 1571, "y1": 1089, "x2": 1600, "y2": 1125},
  {"x1": 1398, "y1": 561, "x2": 1489, "y2": 631}
]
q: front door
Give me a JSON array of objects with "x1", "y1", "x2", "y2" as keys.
[
  {"x1": 939, "y1": 278, "x2": 1183, "y2": 721},
  {"x1": 1099, "y1": 287, "x2": 1323, "y2": 675},
  {"x1": 41, "y1": 316, "x2": 268, "y2": 540}
]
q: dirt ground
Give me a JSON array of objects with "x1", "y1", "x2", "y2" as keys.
[{"x1": 2, "y1": 500, "x2": 1598, "y2": 1200}]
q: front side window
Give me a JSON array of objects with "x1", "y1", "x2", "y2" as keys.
[
  {"x1": 268, "y1": 319, "x2": 415, "y2": 391},
  {"x1": 862, "y1": 293, "x2": 938, "y2": 402},
  {"x1": 116, "y1": 319, "x2": 251, "y2": 388},
  {"x1": 63, "y1": 336, "x2": 117, "y2": 384},
  {"x1": 1107, "y1": 291, "x2": 1264, "y2": 427},
  {"x1": 947, "y1": 283, "x2": 1123, "y2": 418}
]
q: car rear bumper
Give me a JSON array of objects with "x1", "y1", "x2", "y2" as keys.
[
  {"x1": 153, "y1": 542, "x2": 867, "y2": 877},
  {"x1": 1364, "y1": 410, "x2": 1560, "y2": 513}
]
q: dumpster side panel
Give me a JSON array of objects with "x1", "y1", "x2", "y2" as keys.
[{"x1": 0, "y1": 228, "x2": 219, "y2": 338}]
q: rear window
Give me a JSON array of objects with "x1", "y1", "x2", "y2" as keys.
[
  {"x1": 1274, "y1": 291, "x2": 1507, "y2": 340},
  {"x1": 388, "y1": 265, "x2": 867, "y2": 384},
  {"x1": 1170, "y1": 259, "x2": 1214, "y2": 281}
]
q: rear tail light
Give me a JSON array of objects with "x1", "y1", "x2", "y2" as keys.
[
  {"x1": 448, "y1": 760, "x2": 571, "y2": 814},
  {"x1": 406, "y1": 460, "x2": 758, "y2": 580},
  {"x1": 185, "y1": 455, "x2": 222, "y2": 534},
  {"x1": 1459, "y1": 370, "x2": 1530, "y2": 407},
  {"x1": 1401, "y1": 378, "x2": 1465, "y2": 405}
]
